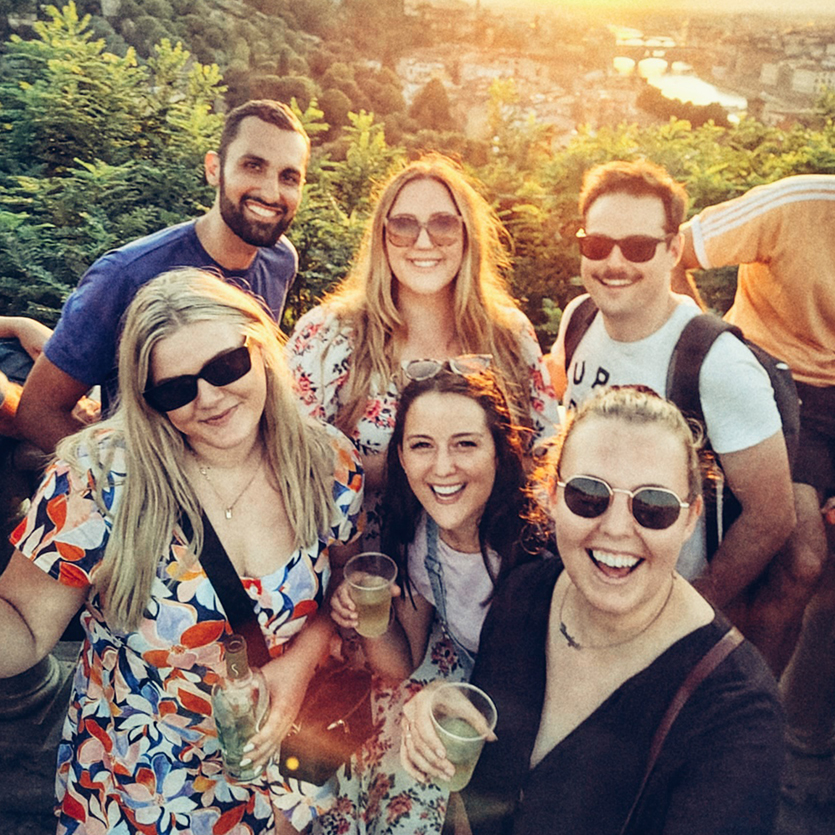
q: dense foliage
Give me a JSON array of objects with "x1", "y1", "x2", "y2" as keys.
[{"x1": 1, "y1": 2, "x2": 834, "y2": 344}]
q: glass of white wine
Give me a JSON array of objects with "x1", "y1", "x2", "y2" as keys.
[
  {"x1": 345, "y1": 552, "x2": 398, "y2": 638},
  {"x1": 429, "y1": 682, "x2": 497, "y2": 792}
]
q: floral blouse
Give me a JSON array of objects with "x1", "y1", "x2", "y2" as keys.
[
  {"x1": 10, "y1": 426, "x2": 363, "y2": 835},
  {"x1": 286, "y1": 303, "x2": 559, "y2": 546}
]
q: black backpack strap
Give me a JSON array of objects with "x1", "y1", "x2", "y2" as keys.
[
  {"x1": 666, "y1": 314, "x2": 779, "y2": 557},
  {"x1": 665, "y1": 314, "x2": 741, "y2": 425},
  {"x1": 562, "y1": 295, "x2": 599, "y2": 373},
  {"x1": 666, "y1": 315, "x2": 740, "y2": 556},
  {"x1": 200, "y1": 511, "x2": 272, "y2": 669}
]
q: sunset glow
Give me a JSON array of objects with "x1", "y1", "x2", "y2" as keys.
[{"x1": 484, "y1": 0, "x2": 834, "y2": 12}]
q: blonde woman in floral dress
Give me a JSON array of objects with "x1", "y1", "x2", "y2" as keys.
[{"x1": 0, "y1": 270, "x2": 363, "y2": 834}]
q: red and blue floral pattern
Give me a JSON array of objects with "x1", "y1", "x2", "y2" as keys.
[
  {"x1": 315, "y1": 620, "x2": 469, "y2": 835},
  {"x1": 11, "y1": 427, "x2": 363, "y2": 835}
]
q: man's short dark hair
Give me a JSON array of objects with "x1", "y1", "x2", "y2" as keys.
[
  {"x1": 579, "y1": 160, "x2": 688, "y2": 234},
  {"x1": 218, "y1": 99, "x2": 310, "y2": 165}
]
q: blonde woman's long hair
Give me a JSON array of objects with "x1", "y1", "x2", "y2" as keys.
[
  {"x1": 58, "y1": 268, "x2": 337, "y2": 631},
  {"x1": 324, "y1": 153, "x2": 533, "y2": 436}
]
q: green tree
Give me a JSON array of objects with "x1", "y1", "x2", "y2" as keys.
[
  {"x1": 128, "y1": 15, "x2": 172, "y2": 53},
  {"x1": 321, "y1": 62, "x2": 367, "y2": 111},
  {"x1": 250, "y1": 74, "x2": 317, "y2": 111},
  {"x1": 326, "y1": 110, "x2": 402, "y2": 216},
  {"x1": 813, "y1": 86, "x2": 835, "y2": 124},
  {"x1": 0, "y1": 3, "x2": 225, "y2": 319},
  {"x1": 0, "y1": 2, "x2": 149, "y2": 175},
  {"x1": 319, "y1": 88, "x2": 353, "y2": 140},
  {"x1": 289, "y1": 0, "x2": 337, "y2": 38},
  {"x1": 283, "y1": 110, "x2": 403, "y2": 328},
  {"x1": 409, "y1": 78, "x2": 456, "y2": 132}
]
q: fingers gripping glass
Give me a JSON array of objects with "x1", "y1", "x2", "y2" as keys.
[
  {"x1": 143, "y1": 341, "x2": 252, "y2": 413},
  {"x1": 576, "y1": 230, "x2": 674, "y2": 263},
  {"x1": 403, "y1": 354, "x2": 492, "y2": 382},
  {"x1": 385, "y1": 213, "x2": 464, "y2": 248},
  {"x1": 558, "y1": 475, "x2": 690, "y2": 530}
]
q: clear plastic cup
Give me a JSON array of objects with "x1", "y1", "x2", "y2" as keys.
[
  {"x1": 430, "y1": 682, "x2": 497, "y2": 792},
  {"x1": 345, "y1": 552, "x2": 398, "y2": 638}
]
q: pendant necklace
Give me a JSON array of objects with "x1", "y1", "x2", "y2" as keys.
[
  {"x1": 559, "y1": 575, "x2": 677, "y2": 651},
  {"x1": 193, "y1": 452, "x2": 263, "y2": 520}
]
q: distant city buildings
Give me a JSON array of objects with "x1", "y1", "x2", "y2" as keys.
[{"x1": 393, "y1": 5, "x2": 835, "y2": 141}]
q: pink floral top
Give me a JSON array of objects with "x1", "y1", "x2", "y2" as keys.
[{"x1": 286, "y1": 303, "x2": 559, "y2": 546}]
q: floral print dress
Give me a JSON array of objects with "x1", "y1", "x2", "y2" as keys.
[
  {"x1": 286, "y1": 303, "x2": 559, "y2": 548},
  {"x1": 10, "y1": 427, "x2": 363, "y2": 835},
  {"x1": 317, "y1": 622, "x2": 467, "y2": 835},
  {"x1": 315, "y1": 517, "x2": 498, "y2": 835}
]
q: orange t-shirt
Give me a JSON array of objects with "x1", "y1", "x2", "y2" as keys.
[
  {"x1": 0, "y1": 373, "x2": 21, "y2": 438},
  {"x1": 687, "y1": 175, "x2": 835, "y2": 387}
]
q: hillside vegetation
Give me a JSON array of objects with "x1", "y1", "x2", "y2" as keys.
[{"x1": 1, "y1": 2, "x2": 834, "y2": 344}]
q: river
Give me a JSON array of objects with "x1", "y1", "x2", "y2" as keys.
[{"x1": 611, "y1": 26, "x2": 748, "y2": 118}]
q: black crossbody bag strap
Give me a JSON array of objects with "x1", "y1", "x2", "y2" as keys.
[
  {"x1": 199, "y1": 511, "x2": 272, "y2": 669},
  {"x1": 619, "y1": 626, "x2": 745, "y2": 835}
]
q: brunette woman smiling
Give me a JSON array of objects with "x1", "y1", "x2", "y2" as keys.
[{"x1": 321, "y1": 365, "x2": 536, "y2": 835}]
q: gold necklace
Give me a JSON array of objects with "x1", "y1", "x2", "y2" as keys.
[
  {"x1": 193, "y1": 453, "x2": 263, "y2": 520},
  {"x1": 558, "y1": 575, "x2": 677, "y2": 651}
]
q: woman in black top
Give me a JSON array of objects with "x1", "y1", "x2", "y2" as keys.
[{"x1": 403, "y1": 386, "x2": 783, "y2": 835}]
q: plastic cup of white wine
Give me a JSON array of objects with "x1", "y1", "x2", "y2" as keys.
[
  {"x1": 429, "y1": 682, "x2": 497, "y2": 792},
  {"x1": 345, "y1": 552, "x2": 398, "y2": 638}
]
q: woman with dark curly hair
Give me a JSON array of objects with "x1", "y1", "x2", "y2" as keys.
[{"x1": 321, "y1": 362, "x2": 540, "y2": 835}]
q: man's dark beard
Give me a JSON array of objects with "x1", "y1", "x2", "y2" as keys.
[{"x1": 218, "y1": 173, "x2": 292, "y2": 247}]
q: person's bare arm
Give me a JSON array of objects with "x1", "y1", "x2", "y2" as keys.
[
  {"x1": 395, "y1": 590, "x2": 436, "y2": 671},
  {"x1": 17, "y1": 354, "x2": 91, "y2": 452},
  {"x1": 247, "y1": 612, "x2": 337, "y2": 770},
  {"x1": 0, "y1": 316, "x2": 53, "y2": 360},
  {"x1": 329, "y1": 576, "x2": 433, "y2": 683},
  {"x1": 671, "y1": 224, "x2": 707, "y2": 308},
  {"x1": 695, "y1": 431, "x2": 796, "y2": 608},
  {"x1": 0, "y1": 550, "x2": 87, "y2": 676},
  {"x1": 330, "y1": 577, "x2": 415, "y2": 682},
  {"x1": 543, "y1": 351, "x2": 566, "y2": 404},
  {"x1": 360, "y1": 449, "x2": 387, "y2": 493},
  {"x1": 0, "y1": 371, "x2": 22, "y2": 437}
]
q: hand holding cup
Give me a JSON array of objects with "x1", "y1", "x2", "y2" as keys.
[
  {"x1": 401, "y1": 681, "x2": 497, "y2": 791},
  {"x1": 428, "y1": 683, "x2": 497, "y2": 792},
  {"x1": 343, "y1": 552, "x2": 398, "y2": 638}
]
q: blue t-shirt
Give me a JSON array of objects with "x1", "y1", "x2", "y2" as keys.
[{"x1": 45, "y1": 220, "x2": 297, "y2": 409}]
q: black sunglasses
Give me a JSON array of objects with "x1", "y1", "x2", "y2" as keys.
[
  {"x1": 144, "y1": 341, "x2": 252, "y2": 413},
  {"x1": 402, "y1": 354, "x2": 492, "y2": 382},
  {"x1": 576, "y1": 230, "x2": 674, "y2": 263},
  {"x1": 385, "y1": 213, "x2": 464, "y2": 248},
  {"x1": 557, "y1": 475, "x2": 690, "y2": 531}
]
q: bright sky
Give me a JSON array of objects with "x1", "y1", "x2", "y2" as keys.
[{"x1": 484, "y1": 0, "x2": 835, "y2": 14}]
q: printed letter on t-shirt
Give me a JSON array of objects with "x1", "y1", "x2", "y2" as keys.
[{"x1": 591, "y1": 367, "x2": 610, "y2": 390}]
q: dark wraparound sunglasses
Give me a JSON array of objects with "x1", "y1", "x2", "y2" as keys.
[
  {"x1": 143, "y1": 341, "x2": 252, "y2": 413},
  {"x1": 557, "y1": 475, "x2": 690, "y2": 530},
  {"x1": 385, "y1": 213, "x2": 464, "y2": 248},
  {"x1": 576, "y1": 230, "x2": 674, "y2": 263}
]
